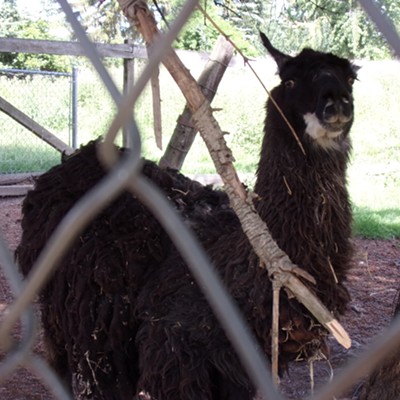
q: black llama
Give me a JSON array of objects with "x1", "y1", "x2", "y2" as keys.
[{"x1": 16, "y1": 33, "x2": 358, "y2": 400}]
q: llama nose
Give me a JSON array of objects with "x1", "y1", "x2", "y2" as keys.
[
  {"x1": 323, "y1": 99, "x2": 340, "y2": 123},
  {"x1": 323, "y1": 97, "x2": 352, "y2": 124}
]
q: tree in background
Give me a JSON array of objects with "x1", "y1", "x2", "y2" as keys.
[
  {"x1": 75, "y1": 0, "x2": 259, "y2": 55},
  {"x1": 0, "y1": 0, "x2": 71, "y2": 71},
  {"x1": 159, "y1": 0, "x2": 260, "y2": 55},
  {"x1": 270, "y1": 0, "x2": 400, "y2": 59},
  {"x1": 205, "y1": 0, "x2": 400, "y2": 59},
  {"x1": 147, "y1": 0, "x2": 399, "y2": 59},
  {"x1": 1, "y1": 0, "x2": 399, "y2": 61},
  {"x1": 72, "y1": 0, "x2": 135, "y2": 43}
]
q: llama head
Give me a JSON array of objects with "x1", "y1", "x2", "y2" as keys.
[{"x1": 260, "y1": 32, "x2": 359, "y2": 151}]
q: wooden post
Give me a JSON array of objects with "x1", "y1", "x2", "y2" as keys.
[
  {"x1": 150, "y1": 62, "x2": 162, "y2": 150},
  {"x1": 71, "y1": 66, "x2": 78, "y2": 148},
  {"x1": 159, "y1": 35, "x2": 234, "y2": 170},
  {"x1": 123, "y1": 39, "x2": 135, "y2": 148}
]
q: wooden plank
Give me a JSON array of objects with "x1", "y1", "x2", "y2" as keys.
[
  {"x1": 0, "y1": 96, "x2": 74, "y2": 155},
  {"x1": 0, "y1": 37, "x2": 245, "y2": 66},
  {"x1": 0, "y1": 37, "x2": 147, "y2": 59},
  {"x1": 0, "y1": 173, "x2": 39, "y2": 184},
  {"x1": 0, "y1": 184, "x2": 32, "y2": 197}
]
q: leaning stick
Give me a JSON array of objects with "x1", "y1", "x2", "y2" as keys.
[
  {"x1": 117, "y1": 0, "x2": 351, "y2": 355},
  {"x1": 272, "y1": 280, "x2": 282, "y2": 385}
]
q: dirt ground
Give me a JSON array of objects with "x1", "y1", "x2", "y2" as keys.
[{"x1": 0, "y1": 195, "x2": 399, "y2": 399}]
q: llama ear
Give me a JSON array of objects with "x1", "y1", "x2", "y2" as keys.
[
  {"x1": 352, "y1": 63, "x2": 361, "y2": 74},
  {"x1": 259, "y1": 31, "x2": 291, "y2": 71}
]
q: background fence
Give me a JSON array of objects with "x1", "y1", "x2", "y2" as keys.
[
  {"x1": 0, "y1": 50, "x2": 226, "y2": 176},
  {"x1": 0, "y1": 0, "x2": 399, "y2": 399},
  {"x1": 0, "y1": 68, "x2": 75, "y2": 173}
]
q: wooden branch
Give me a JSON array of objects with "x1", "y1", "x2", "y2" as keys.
[
  {"x1": 272, "y1": 280, "x2": 282, "y2": 386},
  {"x1": 159, "y1": 35, "x2": 234, "y2": 170},
  {"x1": 117, "y1": 0, "x2": 351, "y2": 350},
  {"x1": 0, "y1": 95, "x2": 74, "y2": 155},
  {"x1": 0, "y1": 173, "x2": 39, "y2": 184}
]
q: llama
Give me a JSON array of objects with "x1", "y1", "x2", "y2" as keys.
[{"x1": 16, "y1": 33, "x2": 358, "y2": 399}]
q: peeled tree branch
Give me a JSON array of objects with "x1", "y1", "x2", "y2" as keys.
[{"x1": 117, "y1": 0, "x2": 351, "y2": 352}]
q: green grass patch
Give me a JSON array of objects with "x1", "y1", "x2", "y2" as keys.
[
  {"x1": 0, "y1": 117, "x2": 66, "y2": 173},
  {"x1": 346, "y1": 60, "x2": 400, "y2": 238},
  {"x1": 0, "y1": 143, "x2": 62, "y2": 173},
  {"x1": 352, "y1": 206, "x2": 400, "y2": 239}
]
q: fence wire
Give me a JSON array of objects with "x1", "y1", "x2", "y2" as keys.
[
  {"x1": 0, "y1": 68, "x2": 73, "y2": 174},
  {"x1": 0, "y1": 0, "x2": 399, "y2": 399}
]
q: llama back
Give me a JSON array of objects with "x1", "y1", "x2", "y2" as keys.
[
  {"x1": 17, "y1": 140, "x2": 230, "y2": 278},
  {"x1": 16, "y1": 140, "x2": 235, "y2": 399}
]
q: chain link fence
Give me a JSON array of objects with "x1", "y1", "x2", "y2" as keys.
[
  {"x1": 0, "y1": 68, "x2": 75, "y2": 174},
  {"x1": 0, "y1": 0, "x2": 399, "y2": 399}
]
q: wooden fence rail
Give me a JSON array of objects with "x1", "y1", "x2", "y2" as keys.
[{"x1": 0, "y1": 37, "x2": 145, "y2": 59}]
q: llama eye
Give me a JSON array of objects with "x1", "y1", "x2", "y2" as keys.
[
  {"x1": 285, "y1": 79, "x2": 295, "y2": 88},
  {"x1": 348, "y1": 77, "x2": 355, "y2": 85}
]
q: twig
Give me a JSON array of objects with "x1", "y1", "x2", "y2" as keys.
[
  {"x1": 272, "y1": 279, "x2": 282, "y2": 386},
  {"x1": 283, "y1": 176, "x2": 292, "y2": 196}
]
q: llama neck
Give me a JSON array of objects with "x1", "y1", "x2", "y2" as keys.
[
  {"x1": 254, "y1": 114, "x2": 351, "y2": 200},
  {"x1": 254, "y1": 136, "x2": 351, "y2": 211},
  {"x1": 253, "y1": 119, "x2": 353, "y2": 310}
]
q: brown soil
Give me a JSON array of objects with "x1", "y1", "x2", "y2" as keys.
[{"x1": 0, "y1": 196, "x2": 399, "y2": 399}]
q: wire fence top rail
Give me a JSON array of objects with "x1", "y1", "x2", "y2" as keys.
[{"x1": 0, "y1": 0, "x2": 399, "y2": 400}]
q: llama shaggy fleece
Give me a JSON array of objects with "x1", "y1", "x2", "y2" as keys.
[{"x1": 17, "y1": 35, "x2": 358, "y2": 400}]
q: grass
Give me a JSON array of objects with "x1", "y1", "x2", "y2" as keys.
[
  {"x1": 353, "y1": 207, "x2": 400, "y2": 239},
  {"x1": 347, "y1": 60, "x2": 400, "y2": 238},
  {"x1": 0, "y1": 57, "x2": 399, "y2": 239}
]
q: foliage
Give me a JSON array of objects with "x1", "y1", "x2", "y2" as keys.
[
  {"x1": 77, "y1": 0, "x2": 260, "y2": 55},
  {"x1": 0, "y1": 0, "x2": 72, "y2": 71},
  {"x1": 143, "y1": 0, "x2": 400, "y2": 59},
  {"x1": 2, "y1": 0, "x2": 400, "y2": 62},
  {"x1": 75, "y1": 0, "x2": 136, "y2": 43},
  {"x1": 6, "y1": 0, "x2": 399, "y2": 61},
  {"x1": 159, "y1": 0, "x2": 259, "y2": 55},
  {"x1": 270, "y1": 0, "x2": 400, "y2": 59}
]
